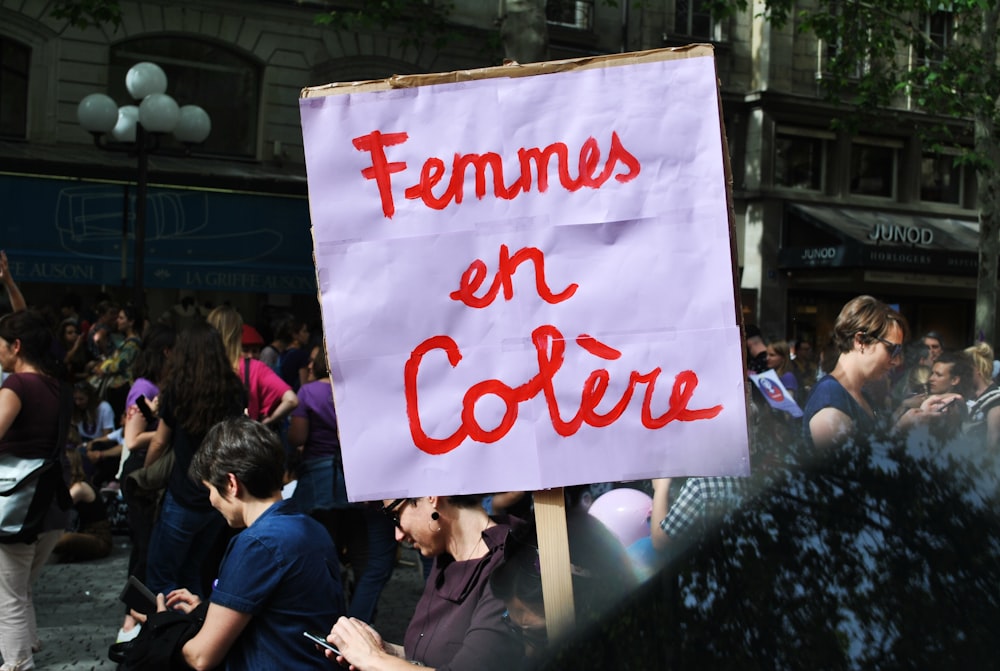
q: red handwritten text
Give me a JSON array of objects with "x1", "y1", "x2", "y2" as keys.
[
  {"x1": 353, "y1": 130, "x2": 641, "y2": 218},
  {"x1": 450, "y1": 244, "x2": 577, "y2": 308},
  {"x1": 404, "y1": 324, "x2": 723, "y2": 455}
]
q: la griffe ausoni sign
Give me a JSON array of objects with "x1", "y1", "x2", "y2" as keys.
[{"x1": 299, "y1": 46, "x2": 749, "y2": 501}]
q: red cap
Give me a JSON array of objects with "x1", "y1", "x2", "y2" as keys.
[{"x1": 241, "y1": 324, "x2": 265, "y2": 346}]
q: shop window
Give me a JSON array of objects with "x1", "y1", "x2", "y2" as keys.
[
  {"x1": 110, "y1": 37, "x2": 260, "y2": 158},
  {"x1": 849, "y1": 141, "x2": 898, "y2": 198},
  {"x1": 774, "y1": 130, "x2": 828, "y2": 191},
  {"x1": 920, "y1": 152, "x2": 964, "y2": 205},
  {"x1": 547, "y1": 0, "x2": 593, "y2": 30},
  {"x1": 0, "y1": 36, "x2": 30, "y2": 139},
  {"x1": 676, "y1": 0, "x2": 715, "y2": 39}
]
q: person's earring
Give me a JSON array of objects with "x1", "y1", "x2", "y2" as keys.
[{"x1": 431, "y1": 511, "x2": 440, "y2": 521}]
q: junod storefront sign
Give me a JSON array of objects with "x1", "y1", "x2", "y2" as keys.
[
  {"x1": 868, "y1": 223, "x2": 934, "y2": 245},
  {"x1": 801, "y1": 247, "x2": 838, "y2": 261}
]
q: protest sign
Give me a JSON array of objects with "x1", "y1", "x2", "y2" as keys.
[
  {"x1": 749, "y1": 369, "x2": 803, "y2": 417},
  {"x1": 300, "y1": 45, "x2": 749, "y2": 501}
]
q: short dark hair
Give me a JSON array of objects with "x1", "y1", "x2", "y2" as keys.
[
  {"x1": 491, "y1": 514, "x2": 636, "y2": 630},
  {"x1": 833, "y1": 295, "x2": 909, "y2": 354},
  {"x1": 934, "y1": 350, "x2": 973, "y2": 396},
  {"x1": 190, "y1": 416, "x2": 285, "y2": 499},
  {"x1": 0, "y1": 310, "x2": 54, "y2": 371},
  {"x1": 923, "y1": 331, "x2": 945, "y2": 348}
]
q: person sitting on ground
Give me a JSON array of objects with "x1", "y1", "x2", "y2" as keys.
[
  {"x1": 149, "y1": 416, "x2": 345, "y2": 671},
  {"x1": 325, "y1": 495, "x2": 523, "y2": 671},
  {"x1": 52, "y1": 446, "x2": 111, "y2": 562},
  {"x1": 88, "y1": 304, "x2": 142, "y2": 419},
  {"x1": 489, "y1": 515, "x2": 636, "y2": 659}
]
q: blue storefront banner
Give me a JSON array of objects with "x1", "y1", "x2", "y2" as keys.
[{"x1": 1, "y1": 173, "x2": 316, "y2": 294}]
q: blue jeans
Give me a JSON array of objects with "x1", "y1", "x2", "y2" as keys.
[
  {"x1": 349, "y1": 509, "x2": 397, "y2": 622},
  {"x1": 146, "y1": 491, "x2": 225, "y2": 598}
]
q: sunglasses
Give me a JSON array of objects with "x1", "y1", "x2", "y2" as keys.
[
  {"x1": 874, "y1": 335, "x2": 903, "y2": 359},
  {"x1": 501, "y1": 609, "x2": 548, "y2": 648},
  {"x1": 381, "y1": 498, "x2": 408, "y2": 530}
]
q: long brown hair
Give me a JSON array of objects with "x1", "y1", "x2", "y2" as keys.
[{"x1": 161, "y1": 322, "x2": 245, "y2": 436}]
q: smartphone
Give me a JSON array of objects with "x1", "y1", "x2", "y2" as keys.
[
  {"x1": 136, "y1": 395, "x2": 156, "y2": 423},
  {"x1": 119, "y1": 575, "x2": 157, "y2": 615},
  {"x1": 937, "y1": 397, "x2": 960, "y2": 413},
  {"x1": 303, "y1": 631, "x2": 341, "y2": 656}
]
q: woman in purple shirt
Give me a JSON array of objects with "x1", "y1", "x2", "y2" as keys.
[
  {"x1": 288, "y1": 342, "x2": 395, "y2": 623},
  {"x1": 325, "y1": 495, "x2": 522, "y2": 671}
]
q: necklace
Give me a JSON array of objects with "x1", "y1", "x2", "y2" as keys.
[{"x1": 464, "y1": 517, "x2": 492, "y2": 561}]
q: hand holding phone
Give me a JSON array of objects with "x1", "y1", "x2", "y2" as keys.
[
  {"x1": 119, "y1": 575, "x2": 157, "y2": 616},
  {"x1": 936, "y1": 397, "x2": 960, "y2": 413},
  {"x1": 303, "y1": 631, "x2": 342, "y2": 657},
  {"x1": 136, "y1": 395, "x2": 156, "y2": 423}
]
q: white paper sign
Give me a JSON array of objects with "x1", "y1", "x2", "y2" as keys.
[{"x1": 300, "y1": 52, "x2": 750, "y2": 500}]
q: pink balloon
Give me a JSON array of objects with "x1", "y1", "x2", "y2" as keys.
[{"x1": 588, "y1": 488, "x2": 653, "y2": 548}]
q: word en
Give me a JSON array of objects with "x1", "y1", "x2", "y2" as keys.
[{"x1": 450, "y1": 244, "x2": 577, "y2": 308}]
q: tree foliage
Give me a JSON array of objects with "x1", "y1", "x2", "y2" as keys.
[
  {"x1": 50, "y1": 0, "x2": 122, "y2": 31},
  {"x1": 309, "y1": 0, "x2": 458, "y2": 51},
  {"x1": 539, "y1": 424, "x2": 1000, "y2": 669}
]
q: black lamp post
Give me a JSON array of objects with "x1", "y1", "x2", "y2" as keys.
[{"x1": 77, "y1": 62, "x2": 211, "y2": 314}]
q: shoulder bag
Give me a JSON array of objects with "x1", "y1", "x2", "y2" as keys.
[{"x1": 0, "y1": 382, "x2": 73, "y2": 544}]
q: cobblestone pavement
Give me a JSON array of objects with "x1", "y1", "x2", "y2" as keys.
[{"x1": 32, "y1": 536, "x2": 426, "y2": 670}]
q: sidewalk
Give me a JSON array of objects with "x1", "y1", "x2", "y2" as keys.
[{"x1": 32, "y1": 536, "x2": 426, "y2": 670}]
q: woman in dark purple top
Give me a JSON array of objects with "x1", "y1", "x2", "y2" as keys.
[
  {"x1": 0, "y1": 310, "x2": 70, "y2": 671},
  {"x1": 325, "y1": 495, "x2": 522, "y2": 671}
]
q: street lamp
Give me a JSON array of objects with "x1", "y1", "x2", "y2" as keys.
[{"x1": 77, "y1": 62, "x2": 211, "y2": 314}]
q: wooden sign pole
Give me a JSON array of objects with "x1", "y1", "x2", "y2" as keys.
[{"x1": 533, "y1": 487, "x2": 576, "y2": 640}]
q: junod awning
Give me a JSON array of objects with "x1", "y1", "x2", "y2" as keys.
[{"x1": 778, "y1": 204, "x2": 979, "y2": 275}]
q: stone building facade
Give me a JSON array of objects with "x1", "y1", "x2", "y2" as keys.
[{"x1": 0, "y1": 0, "x2": 979, "y2": 344}]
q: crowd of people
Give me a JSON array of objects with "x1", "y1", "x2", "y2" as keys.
[
  {"x1": 747, "y1": 296, "x2": 1000, "y2": 454},
  {"x1": 1, "y1": 239, "x2": 998, "y2": 671}
]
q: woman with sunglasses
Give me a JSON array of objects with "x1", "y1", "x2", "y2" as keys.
[
  {"x1": 489, "y1": 514, "x2": 635, "y2": 658},
  {"x1": 803, "y1": 296, "x2": 958, "y2": 450},
  {"x1": 325, "y1": 495, "x2": 523, "y2": 671}
]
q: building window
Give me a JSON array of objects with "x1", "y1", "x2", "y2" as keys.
[
  {"x1": 920, "y1": 152, "x2": 964, "y2": 205},
  {"x1": 0, "y1": 37, "x2": 30, "y2": 139},
  {"x1": 110, "y1": 37, "x2": 260, "y2": 158},
  {"x1": 774, "y1": 129, "x2": 829, "y2": 191},
  {"x1": 850, "y1": 141, "x2": 899, "y2": 198},
  {"x1": 921, "y1": 11, "x2": 953, "y2": 67},
  {"x1": 676, "y1": 0, "x2": 714, "y2": 39},
  {"x1": 817, "y1": 2, "x2": 870, "y2": 79},
  {"x1": 547, "y1": 0, "x2": 593, "y2": 30}
]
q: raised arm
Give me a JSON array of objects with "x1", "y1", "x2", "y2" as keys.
[{"x1": 0, "y1": 251, "x2": 26, "y2": 313}]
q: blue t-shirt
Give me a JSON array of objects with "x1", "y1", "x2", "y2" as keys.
[
  {"x1": 801, "y1": 375, "x2": 877, "y2": 448},
  {"x1": 210, "y1": 499, "x2": 345, "y2": 671}
]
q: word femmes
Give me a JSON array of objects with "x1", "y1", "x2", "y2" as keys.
[{"x1": 353, "y1": 130, "x2": 641, "y2": 218}]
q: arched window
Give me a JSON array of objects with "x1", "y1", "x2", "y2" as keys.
[
  {"x1": 0, "y1": 36, "x2": 30, "y2": 139},
  {"x1": 110, "y1": 37, "x2": 260, "y2": 158}
]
